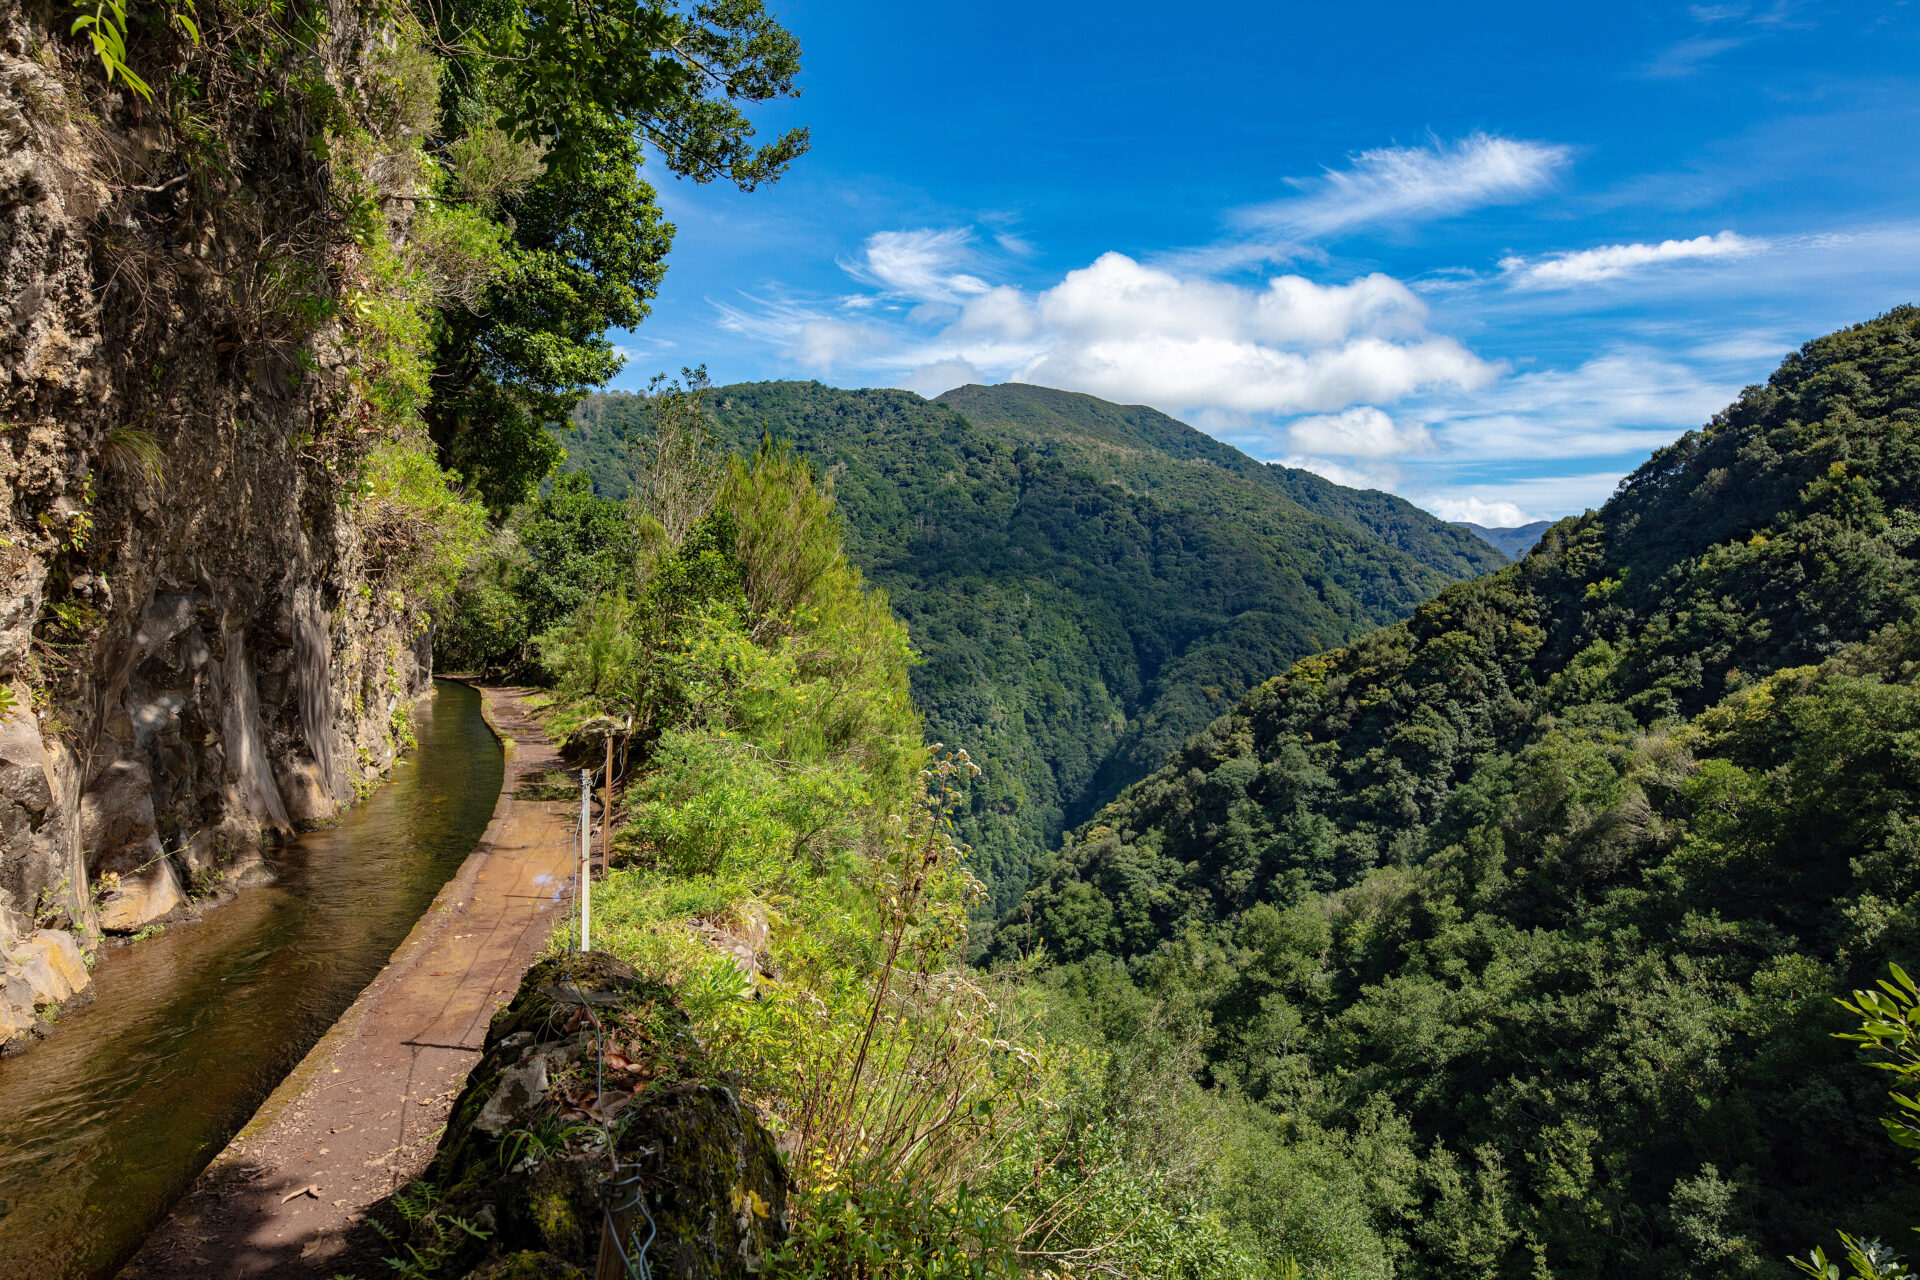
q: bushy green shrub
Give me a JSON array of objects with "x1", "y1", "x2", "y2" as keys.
[{"x1": 354, "y1": 440, "x2": 488, "y2": 615}]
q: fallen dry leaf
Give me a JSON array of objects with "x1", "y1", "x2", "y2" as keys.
[{"x1": 281, "y1": 1185, "x2": 320, "y2": 1204}]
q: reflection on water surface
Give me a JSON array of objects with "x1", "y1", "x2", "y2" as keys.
[{"x1": 0, "y1": 679, "x2": 502, "y2": 1279}]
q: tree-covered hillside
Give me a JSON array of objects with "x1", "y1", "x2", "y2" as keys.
[
  {"x1": 559, "y1": 382, "x2": 1498, "y2": 920},
  {"x1": 934, "y1": 384, "x2": 1509, "y2": 581},
  {"x1": 1260, "y1": 465, "x2": 1517, "y2": 573},
  {"x1": 999, "y1": 308, "x2": 1920, "y2": 1277}
]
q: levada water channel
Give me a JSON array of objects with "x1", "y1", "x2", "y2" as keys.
[{"x1": 0, "y1": 678, "x2": 505, "y2": 1278}]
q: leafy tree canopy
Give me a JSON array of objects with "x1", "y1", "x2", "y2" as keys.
[
  {"x1": 418, "y1": 0, "x2": 805, "y2": 512},
  {"x1": 430, "y1": 0, "x2": 807, "y2": 182}
]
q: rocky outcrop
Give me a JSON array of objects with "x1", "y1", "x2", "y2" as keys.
[
  {"x1": 0, "y1": 923, "x2": 87, "y2": 1038},
  {"x1": 0, "y1": 0, "x2": 435, "y2": 1047},
  {"x1": 413, "y1": 952, "x2": 790, "y2": 1279}
]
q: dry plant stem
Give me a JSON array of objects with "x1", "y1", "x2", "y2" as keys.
[{"x1": 838, "y1": 814, "x2": 936, "y2": 1133}]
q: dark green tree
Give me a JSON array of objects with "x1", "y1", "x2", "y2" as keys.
[{"x1": 417, "y1": 0, "x2": 808, "y2": 511}]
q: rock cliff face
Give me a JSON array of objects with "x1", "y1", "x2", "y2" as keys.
[{"x1": 0, "y1": 0, "x2": 431, "y2": 1046}]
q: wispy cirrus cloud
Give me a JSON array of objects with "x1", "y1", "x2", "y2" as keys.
[
  {"x1": 1233, "y1": 133, "x2": 1571, "y2": 241},
  {"x1": 711, "y1": 290, "x2": 895, "y2": 370},
  {"x1": 1223, "y1": 346, "x2": 1745, "y2": 523},
  {"x1": 839, "y1": 228, "x2": 990, "y2": 303},
  {"x1": 1642, "y1": 0, "x2": 1805, "y2": 77},
  {"x1": 1166, "y1": 133, "x2": 1574, "y2": 272},
  {"x1": 1500, "y1": 230, "x2": 1762, "y2": 287},
  {"x1": 1417, "y1": 350, "x2": 1739, "y2": 462}
]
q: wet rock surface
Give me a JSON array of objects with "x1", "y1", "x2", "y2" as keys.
[
  {"x1": 418, "y1": 951, "x2": 789, "y2": 1279},
  {"x1": 0, "y1": 924, "x2": 90, "y2": 1042}
]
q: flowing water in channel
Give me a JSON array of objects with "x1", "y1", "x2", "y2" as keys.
[{"x1": 0, "y1": 678, "x2": 504, "y2": 1278}]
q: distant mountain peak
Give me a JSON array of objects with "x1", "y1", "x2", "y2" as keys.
[{"x1": 1453, "y1": 519, "x2": 1553, "y2": 558}]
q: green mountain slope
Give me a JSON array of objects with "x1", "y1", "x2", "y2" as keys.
[
  {"x1": 560, "y1": 381, "x2": 1496, "y2": 918},
  {"x1": 934, "y1": 383, "x2": 1507, "y2": 579},
  {"x1": 1001, "y1": 308, "x2": 1920, "y2": 1274},
  {"x1": 1257, "y1": 459, "x2": 1514, "y2": 573}
]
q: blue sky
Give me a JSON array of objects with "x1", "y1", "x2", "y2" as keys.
[{"x1": 608, "y1": 0, "x2": 1920, "y2": 525}]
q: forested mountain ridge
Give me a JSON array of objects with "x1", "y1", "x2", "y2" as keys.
[
  {"x1": 933, "y1": 383, "x2": 1508, "y2": 579},
  {"x1": 1258, "y1": 465, "x2": 1514, "y2": 573},
  {"x1": 997, "y1": 307, "x2": 1920, "y2": 1276},
  {"x1": 561, "y1": 381, "x2": 1498, "y2": 918}
]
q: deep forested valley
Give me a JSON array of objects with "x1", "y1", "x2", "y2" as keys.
[{"x1": 548, "y1": 381, "x2": 1505, "y2": 919}]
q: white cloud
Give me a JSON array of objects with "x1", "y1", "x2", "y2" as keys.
[
  {"x1": 1254, "y1": 274, "x2": 1431, "y2": 344},
  {"x1": 1501, "y1": 231, "x2": 1761, "y2": 287},
  {"x1": 1423, "y1": 495, "x2": 1536, "y2": 527},
  {"x1": 842, "y1": 229, "x2": 989, "y2": 303},
  {"x1": 730, "y1": 237, "x2": 1502, "y2": 433},
  {"x1": 1689, "y1": 330, "x2": 1793, "y2": 364},
  {"x1": 610, "y1": 340, "x2": 674, "y2": 367},
  {"x1": 709, "y1": 208, "x2": 1805, "y2": 526},
  {"x1": 1235, "y1": 133, "x2": 1571, "y2": 241},
  {"x1": 1016, "y1": 252, "x2": 1499, "y2": 414},
  {"x1": 898, "y1": 357, "x2": 983, "y2": 398},
  {"x1": 1642, "y1": 34, "x2": 1748, "y2": 77},
  {"x1": 1279, "y1": 351, "x2": 1744, "y2": 526},
  {"x1": 1288, "y1": 406, "x2": 1434, "y2": 458},
  {"x1": 955, "y1": 286, "x2": 1037, "y2": 341},
  {"x1": 1642, "y1": 1, "x2": 1803, "y2": 76},
  {"x1": 795, "y1": 319, "x2": 878, "y2": 368},
  {"x1": 712, "y1": 293, "x2": 893, "y2": 371},
  {"x1": 1277, "y1": 454, "x2": 1402, "y2": 492},
  {"x1": 1412, "y1": 472, "x2": 1630, "y2": 525}
]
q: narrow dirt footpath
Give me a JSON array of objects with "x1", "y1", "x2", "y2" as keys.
[{"x1": 120, "y1": 686, "x2": 581, "y2": 1279}]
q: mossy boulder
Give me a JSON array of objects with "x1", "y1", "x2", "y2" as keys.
[
  {"x1": 414, "y1": 950, "x2": 788, "y2": 1278},
  {"x1": 468, "y1": 1251, "x2": 586, "y2": 1280}
]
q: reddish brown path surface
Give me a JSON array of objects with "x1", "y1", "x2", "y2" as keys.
[{"x1": 120, "y1": 686, "x2": 580, "y2": 1279}]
